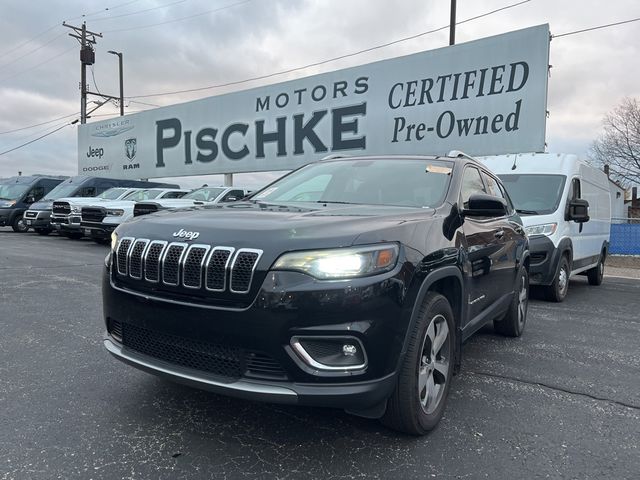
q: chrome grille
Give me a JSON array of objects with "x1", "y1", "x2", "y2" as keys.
[
  {"x1": 144, "y1": 241, "x2": 167, "y2": 282},
  {"x1": 52, "y1": 201, "x2": 70, "y2": 215},
  {"x1": 162, "y1": 243, "x2": 187, "y2": 286},
  {"x1": 113, "y1": 238, "x2": 262, "y2": 296},
  {"x1": 182, "y1": 245, "x2": 210, "y2": 289},
  {"x1": 128, "y1": 239, "x2": 149, "y2": 280},
  {"x1": 205, "y1": 247, "x2": 234, "y2": 292},
  {"x1": 116, "y1": 238, "x2": 133, "y2": 275},
  {"x1": 230, "y1": 249, "x2": 262, "y2": 293}
]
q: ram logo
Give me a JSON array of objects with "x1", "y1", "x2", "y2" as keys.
[{"x1": 172, "y1": 228, "x2": 200, "y2": 241}]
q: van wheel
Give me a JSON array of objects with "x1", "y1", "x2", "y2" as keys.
[
  {"x1": 545, "y1": 255, "x2": 570, "y2": 302},
  {"x1": 382, "y1": 292, "x2": 455, "y2": 435},
  {"x1": 11, "y1": 215, "x2": 29, "y2": 233},
  {"x1": 587, "y1": 252, "x2": 605, "y2": 286},
  {"x1": 494, "y1": 268, "x2": 529, "y2": 337}
]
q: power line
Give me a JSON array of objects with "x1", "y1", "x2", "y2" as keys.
[
  {"x1": 127, "y1": 0, "x2": 531, "y2": 99},
  {"x1": 0, "y1": 122, "x2": 75, "y2": 157},
  {"x1": 0, "y1": 32, "x2": 66, "y2": 71},
  {"x1": 103, "y1": 0, "x2": 254, "y2": 33},
  {"x1": 0, "y1": 112, "x2": 80, "y2": 135},
  {"x1": 552, "y1": 16, "x2": 640, "y2": 38},
  {"x1": 0, "y1": 46, "x2": 75, "y2": 84},
  {"x1": 90, "y1": 0, "x2": 188, "y2": 23}
]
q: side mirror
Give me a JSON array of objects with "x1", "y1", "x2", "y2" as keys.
[
  {"x1": 568, "y1": 198, "x2": 589, "y2": 223},
  {"x1": 463, "y1": 194, "x2": 508, "y2": 218},
  {"x1": 25, "y1": 195, "x2": 35, "y2": 204}
]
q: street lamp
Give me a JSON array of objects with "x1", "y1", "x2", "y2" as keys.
[{"x1": 107, "y1": 50, "x2": 124, "y2": 116}]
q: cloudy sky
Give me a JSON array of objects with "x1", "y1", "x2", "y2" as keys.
[{"x1": 0, "y1": 0, "x2": 638, "y2": 188}]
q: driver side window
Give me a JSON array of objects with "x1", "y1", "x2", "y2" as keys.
[{"x1": 460, "y1": 167, "x2": 486, "y2": 208}]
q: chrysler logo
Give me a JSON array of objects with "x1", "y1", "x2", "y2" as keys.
[{"x1": 173, "y1": 228, "x2": 200, "y2": 240}]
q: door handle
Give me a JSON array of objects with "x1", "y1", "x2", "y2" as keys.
[{"x1": 494, "y1": 230, "x2": 505, "y2": 239}]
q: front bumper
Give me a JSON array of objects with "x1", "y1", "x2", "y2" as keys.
[
  {"x1": 50, "y1": 213, "x2": 82, "y2": 232},
  {"x1": 528, "y1": 236, "x2": 561, "y2": 285},
  {"x1": 102, "y1": 261, "x2": 411, "y2": 410},
  {"x1": 81, "y1": 221, "x2": 117, "y2": 238},
  {"x1": 23, "y1": 210, "x2": 51, "y2": 228}
]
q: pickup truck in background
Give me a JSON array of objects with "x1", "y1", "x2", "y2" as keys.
[{"x1": 133, "y1": 186, "x2": 251, "y2": 217}]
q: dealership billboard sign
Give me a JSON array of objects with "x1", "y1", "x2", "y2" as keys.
[{"x1": 77, "y1": 24, "x2": 550, "y2": 178}]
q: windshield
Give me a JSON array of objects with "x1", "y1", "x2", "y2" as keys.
[
  {"x1": 123, "y1": 189, "x2": 164, "y2": 201},
  {"x1": 43, "y1": 183, "x2": 80, "y2": 200},
  {"x1": 97, "y1": 188, "x2": 129, "y2": 200},
  {"x1": 252, "y1": 158, "x2": 453, "y2": 207},
  {"x1": 183, "y1": 187, "x2": 226, "y2": 201},
  {"x1": 0, "y1": 183, "x2": 29, "y2": 201},
  {"x1": 498, "y1": 174, "x2": 566, "y2": 215}
]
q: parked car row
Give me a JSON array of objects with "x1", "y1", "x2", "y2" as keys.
[{"x1": 0, "y1": 174, "x2": 252, "y2": 243}]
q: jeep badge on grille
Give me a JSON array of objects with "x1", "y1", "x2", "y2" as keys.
[{"x1": 172, "y1": 229, "x2": 200, "y2": 240}]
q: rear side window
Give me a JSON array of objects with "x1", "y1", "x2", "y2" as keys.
[{"x1": 161, "y1": 191, "x2": 186, "y2": 199}]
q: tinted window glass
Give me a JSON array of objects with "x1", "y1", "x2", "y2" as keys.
[
  {"x1": 98, "y1": 188, "x2": 130, "y2": 200},
  {"x1": 0, "y1": 184, "x2": 29, "y2": 200},
  {"x1": 160, "y1": 191, "x2": 186, "y2": 199},
  {"x1": 44, "y1": 184, "x2": 80, "y2": 200},
  {"x1": 483, "y1": 173, "x2": 504, "y2": 199},
  {"x1": 253, "y1": 159, "x2": 453, "y2": 208},
  {"x1": 460, "y1": 167, "x2": 486, "y2": 208},
  {"x1": 184, "y1": 187, "x2": 226, "y2": 201}
]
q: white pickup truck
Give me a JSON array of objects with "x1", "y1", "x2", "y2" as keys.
[
  {"x1": 81, "y1": 188, "x2": 189, "y2": 243},
  {"x1": 132, "y1": 186, "x2": 250, "y2": 217}
]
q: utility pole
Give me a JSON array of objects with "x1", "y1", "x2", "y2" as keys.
[
  {"x1": 449, "y1": 0, "x2": 457, "y2": 46},
  {"x1": 108, "y1": 51, "x2": 124, "y2": 116},
  {"x1": 63, "y1": 22, "x2": 102, "y2": 124}
]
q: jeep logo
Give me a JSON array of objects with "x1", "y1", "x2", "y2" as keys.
[
  {"x1": 172, "y1": 228, "x2": 200, "y2": 240},
  {"x1": 86, "y1": 146, "x2": 104, "y2": 159}
]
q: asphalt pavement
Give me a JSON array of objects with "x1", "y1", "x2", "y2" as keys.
[{"x1": 1, "y1": 229, "x2": 639, "y2": 480}]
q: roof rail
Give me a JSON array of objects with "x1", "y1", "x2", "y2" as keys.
[
  {"x1": 321, "y1": 154, "x2": 350, "y2": 160},
  {"x1": 447, "y1": 150, "x2": 476, "y2": 161}
]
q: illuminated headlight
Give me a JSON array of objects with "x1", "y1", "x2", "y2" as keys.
[
  {"x1": 106, "y1": 209, "x2": 124, "y2": 216},
  {"x1": 525, "y1": 223, "x2": 557, "y2": 237},
  {"x1": 110, "y1": 231, "x2": 118, "y2": 251},
  {"x1": 70, "y1": 206, "x2": 82, "y2": 213},
  {"x1": 272, "y1": 244, "x2": 399, "y2": 280}
]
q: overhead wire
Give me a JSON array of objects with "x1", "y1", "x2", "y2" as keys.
[
  {"x1": 0, "y1": 121, "x2": 75, "y2": 156},
  {"x1": 0, "y1": 112, "x2": 80, "y2": 135},
  {"x1": 552, "y1": 17, "x2": 640, "y2": 38},
  {"x1": 89, "y1": 0, "x2": 188, "y2": 23},
  {"x1": 126, "y1": 0, "x2": 532, "y2": 99},
  {"x1": 103, "y1": 0, "x2": 254, "y2": 33}
]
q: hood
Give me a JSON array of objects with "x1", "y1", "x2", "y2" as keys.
[
  {"x1": 119, "y1": 201, "x2": 433, "y2": 251},
  {"x1": 54, "y1": 196, "x2": 110, "y2": 207},
  {"x1": 89, "y1": 199, "x2": 135, "y2": 210},
  {"x1": 140, "y1": 198, "x2": 203, "y2": 208},
  {"x1": 29, "y1": 200, "x2": 53, "y2": 211}
]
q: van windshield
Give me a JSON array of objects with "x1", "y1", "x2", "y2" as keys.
[
  {"x1": 0, "y1": 184, "x2": 29, "y2": 201},
  {"x1": 497, "y1": 174, "x2": 566, "y2": 215},
  {"x1": 43, "y1": 183, "x2": 79, "y2": 200}
]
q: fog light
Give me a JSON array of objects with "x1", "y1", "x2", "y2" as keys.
[
  {"x1": 342, "y1": 344, "x2": 357, "y2": 356},
  {"x1": 291, "y1": 336, "x2": 367, "y2": 371}
]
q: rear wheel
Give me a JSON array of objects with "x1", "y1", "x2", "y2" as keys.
[
  {"x1": 11, "y1": 215, "x2": 28, "y2": 233},
  {"x1": 494, "y1": 268, "x2": 529, "y2": 337},
  {"x1": 587, "y1": 251, "x2": 605, "y2": 286},
  {"x1": 544, "y1": 255, "x2": 570, "y2": 302},
  {"x1": 382, "y1": 292, "x2": 455, "y2": 435}
]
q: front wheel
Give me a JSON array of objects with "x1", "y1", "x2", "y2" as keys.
[
  {"x1": 587, "y1": 252, "x2": 605, "y2": 286},
  {"x1": 544, "y1": 255, "x2": 570, "y2": 302},
  {"x1": 382, "y1": 292, "x2": 455, "y2": 435},
  {"x1": 11, "y1": 215, "x2": 29, "y2": 233}
]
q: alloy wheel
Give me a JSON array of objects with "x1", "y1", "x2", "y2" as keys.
[{"x1": 418, "y1": 314, "x2": 450, "y2": 415}]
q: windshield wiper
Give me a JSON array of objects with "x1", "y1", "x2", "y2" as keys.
[
  {"x1": 516, "y1": 209, "x2": 538, "y2": 215},
  {"x1": 315, "y1": 200, "x2": 356, "y2": 205},
  {"x1": 0, "y1": 197, "x2": 11, "y2": 200}
]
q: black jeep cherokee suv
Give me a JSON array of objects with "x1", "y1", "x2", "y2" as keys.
[{"x1": 103, "y1": 154, "x2": 529, "y2": 435}]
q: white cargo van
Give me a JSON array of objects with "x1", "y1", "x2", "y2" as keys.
[{"x1": 480, "y1": 153, "x2": 611, "y2": 301}]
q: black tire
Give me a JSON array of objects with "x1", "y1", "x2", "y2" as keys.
[
  {"x1": 35, "y1": 228, "x2": 51, "y2": 236},
  {"x1": 587, "y1": 251, "x2": 605, "y2": 286},
  {"x1": 382, "y1": 292, "x2": 455, "y2": 435},
  {"x1": 494, "y1": 268, "x2": 529, "y2": 337},
  {"x1": 544, "y1": 255, "x2": 570, "y2": 302},
  {"x1": 11, "y1": 214, "x2": 28, "y2": 233}
]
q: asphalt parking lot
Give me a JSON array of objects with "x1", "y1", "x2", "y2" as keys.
[{"x1": 1, "y1": 229, "x2": 639, "y2": 480}]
